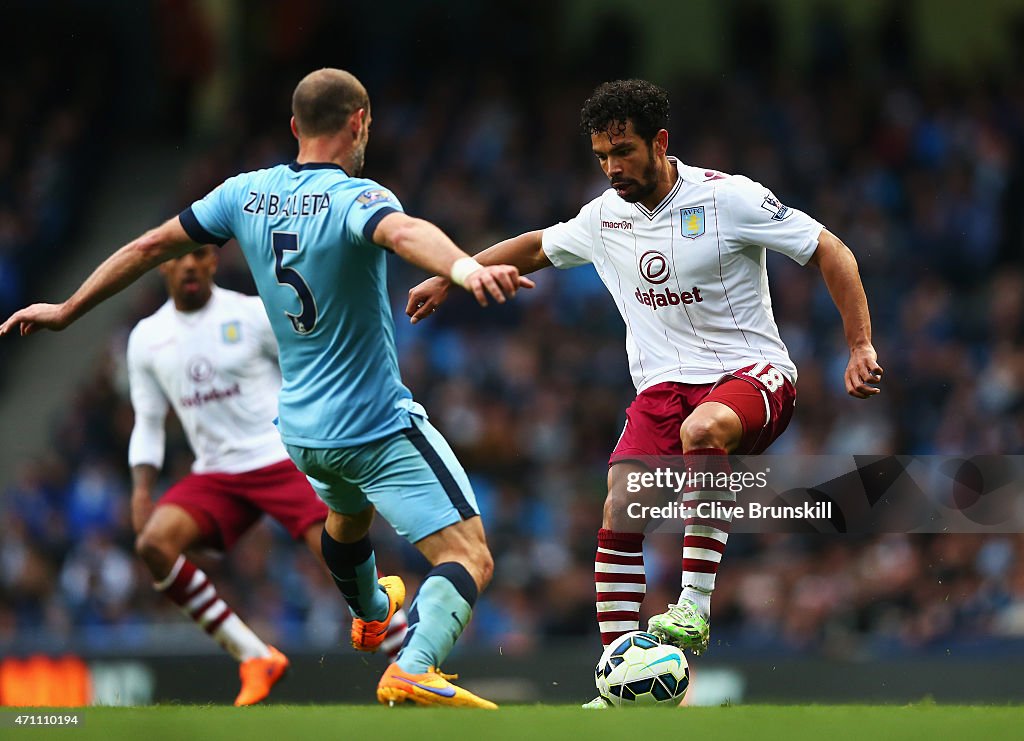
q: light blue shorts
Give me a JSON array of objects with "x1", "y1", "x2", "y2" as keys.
[{"x1": 285, "y1": 414, "x2": 479, "y2": 544}]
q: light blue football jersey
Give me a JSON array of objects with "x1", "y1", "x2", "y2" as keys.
[{"x1": 180, "y1": 161, "x2": 421, "y2": 448}]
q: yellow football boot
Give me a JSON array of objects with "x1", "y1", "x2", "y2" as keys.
[{"x1": 376, "y1": 662, "x2": 497, "y2": 709}]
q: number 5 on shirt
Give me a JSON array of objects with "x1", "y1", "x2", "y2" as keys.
[{"x1": 272, "y1": 231, "x2": 318, "y2": 334}]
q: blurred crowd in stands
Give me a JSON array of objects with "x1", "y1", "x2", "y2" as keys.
[
  {"x1": 3, "y1": 2, "x2": 1024, "y2": 660},
  {"x1": 0, "y1": 7, "x2": 116, "y2": 385}
]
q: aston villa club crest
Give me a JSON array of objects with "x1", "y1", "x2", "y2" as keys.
[
  {"x1": 679, "y1": 206, "x2": 705, "y2": 239},
  {"x1": 221, "y1": 320, "x2": 242, "y2": 344}
]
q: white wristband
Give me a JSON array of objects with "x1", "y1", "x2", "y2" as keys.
[{"x1": 450, "y1": 257, "x2": 484, "y2": 288}]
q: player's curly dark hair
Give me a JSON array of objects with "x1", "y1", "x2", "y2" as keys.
[{"x1": 580, "y1": 79, "x2": 670, "y2": 142}]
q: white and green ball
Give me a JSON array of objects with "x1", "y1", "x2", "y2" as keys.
[{"x1": 594, "y1": 631, "x2": 689, "y2": 706}]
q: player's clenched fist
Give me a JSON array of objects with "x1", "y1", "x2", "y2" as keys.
[{"x1": 845, "y1": 344, "x2": 883, "y2": 399}]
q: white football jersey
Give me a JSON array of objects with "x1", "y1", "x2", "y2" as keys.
[
  {"x1": 542, "y1": 159, "x2": 823, "y2": 391},
  {"x1": 127, "y1": 286, "x2": 289, "y2": 474}
]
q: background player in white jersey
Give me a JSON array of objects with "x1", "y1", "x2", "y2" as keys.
[
  {"x1": 128, "y1": 244, "x2": 406, "y2": 705},
  {"x1": 0, "y1": 68, "x2": 531, "y2": 709},
  {"x1": 407, "y1": 79, "x2": 884, "y2": 704}
]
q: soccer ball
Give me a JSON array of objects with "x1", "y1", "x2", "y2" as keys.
[{"x1": 594, "y1": 631, "x2": 689, "y2": 706}]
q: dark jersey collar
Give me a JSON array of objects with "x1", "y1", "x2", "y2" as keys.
[{"x1": 289, "y1": 161, "x2": 349, "y2": 175}]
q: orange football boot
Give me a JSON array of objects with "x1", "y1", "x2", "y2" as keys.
[
  {"x1": 351, "y1": 575, "x2": 406, "y2": 652},
  {"x1": 234, "y1": 645, "x2": 289, "y2": 706},
  {"x1": 376, "y1": 662, "x2": 497, "y2": 709}
]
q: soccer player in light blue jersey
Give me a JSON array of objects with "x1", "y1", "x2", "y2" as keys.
[{"x1": 1, "y1": 68, "x2": 533, "y2": 708}]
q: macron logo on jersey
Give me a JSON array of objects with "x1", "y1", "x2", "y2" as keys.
[{"x1": 601, "y1": 219, "x2": 632, "y2": 231}]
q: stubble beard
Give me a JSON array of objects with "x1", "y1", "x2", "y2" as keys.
[
  {"x1": 350, "y1": 137, "x2": 367, "y2": 177},
  {"x1": 616, "y1": 148, "x2": 659, "y2": 204}
]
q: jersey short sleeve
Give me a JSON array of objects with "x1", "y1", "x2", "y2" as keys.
[
  {"x1": 721, "y1": 176, "x2": 823, "y2": 265},
  {"x1": 344, "y1": 183, "x2": 405, "y2": 246},
  {"x1": 126, "y1": 324, "x2": 169, "y2": 468},
  {"x1": 179, "y1": 176, "x2": 242, "y2": 247},
  {"x1": 541, "y1": 198, "x2": 599, "y2": 268}
]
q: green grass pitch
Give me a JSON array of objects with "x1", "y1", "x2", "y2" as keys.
[{"x1": 8, "y1": 705, "x2": 1024, "y2": 741}]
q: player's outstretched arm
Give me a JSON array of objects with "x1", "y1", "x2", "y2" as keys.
[
  {"x1": 806, "y1": 229, "x2": 883, "y2": 399},
  {"x1": 406, "y1": 230, "x2": 551, "y2": 323},
  {"x1": 373, "y1": 212, "x2": 535, "y2": 310},
  {"x1": 0, "y1": 218, "x2": 199, "y2": 337}
]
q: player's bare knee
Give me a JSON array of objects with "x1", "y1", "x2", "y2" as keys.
[
  {"x1": 431, "y1": 544, "x2": 492, "y2": 591},
  {"x1": 326, "y1": 506, "x2": 373, "y2": 542},
  {"x1": 454, "y1": 550, "x2": 491, "y2": 592},
  {"x1": 135, "y1": 529, "x2": 178, "y2": 573},
  {"x1": 603, "y1": 491, "x2": 632, "y2": 529},
  {"x1": 681, "y1": 417, "x2": 727, "y2": 451},
  {"x1": 605, "y1": 468, "x2": 642, "y2": 529},
  {"x1": 134, "y1": 528, "x2": 159, "y2": 560},
  {"x1": 473, "y1": 547, "x2": 494, "y2": 590},
  {"x1": 602, "y1": 494, "x2": 616, "y2": 528},
  {"x1": 455, "y1": 540, "x2": 493, "y2": 590}
]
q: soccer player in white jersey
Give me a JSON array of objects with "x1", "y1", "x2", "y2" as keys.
[
  {"x1": 407, "y1": 79, "x2": 884, "y2": 705},
  {"x1": 127, "y1": 245, "x2": 406, "y2": 705}
]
